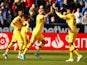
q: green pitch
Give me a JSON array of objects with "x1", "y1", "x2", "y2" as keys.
[{"x1": 0, "y1": 50, "x2": 87, "y2": 65}]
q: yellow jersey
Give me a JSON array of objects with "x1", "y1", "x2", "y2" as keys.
[
  {"x1": 21, "y1": 21, "x2": 29, "y2": 37},
  {"x1": 56, "y1": 12, "x2": 77, "y2": 33},
  {"x1": 11, "y1": 16, "x2": 24, "y2": 30},
  {"x1": 33, "y1": 14, "x2": 45, "y2": 34}
]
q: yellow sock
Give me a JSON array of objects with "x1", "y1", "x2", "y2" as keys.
[
  {"x1": 23, "y1": 48, "x2": 28, "y2": 54},
  {"x1": 8, "y1": 42, "x2": 13, "y2": 48},
  {"x1": 18, "y1": 50, "x2": 21, "y2": 55},
  {"x1": 23, "y1": 45, "x2": 26, "y2": 50},
  {"x1": 74, "y1": 50, "x2": 80, "y2": 56},
  {"x1": 23, "y1": 44, "x2": 27, "y2": 50},
  {"x1": 37, "y1": 43, "x2": 45, "y2": 53},
  {"x1": 5, "y1": 48, "x2": 9, "y2": 54},
  {"x1": 70, "y1": 51, "x2": 73, "y2": 59},
  {"x1": 23, "y1": 43, "x2": 32, "y2": 54},
  {"x1": 5, "y1": 42, "x2": 14, "y2": 54},
  {"x1": 70, "y1": 45, "x2": 75, "y2": 51}
]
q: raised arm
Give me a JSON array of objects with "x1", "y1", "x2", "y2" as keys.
[
  {"x1": 55, "y1": 11, "x2": 67, "y2": 20},
  {"x1": 44, "y1": 6, "x2": 54, "y2": 18}
]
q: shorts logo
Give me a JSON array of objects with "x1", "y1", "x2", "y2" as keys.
[{"x1": 0, "y1": 33, "x2": 9, "y2": 49}]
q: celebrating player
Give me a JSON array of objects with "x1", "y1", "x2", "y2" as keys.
[
  {"x1": 21, "y1": 15, "x2": 31, "y2": 51},
  {"x1": 54, "y1": 7, "x2": 83, "y2": 62},
  {"x1": 20, "y1": 5, "x2": 53, "y2": 60},
  {"x1": 3, "y1": 10, "x2": 24, "y2": 59}
]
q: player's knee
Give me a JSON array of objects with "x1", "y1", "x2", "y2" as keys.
[
  {"x1": 31, "y1": 43, "x2": 34, "y2": 46},
  {"x1": 74, "y1": 48, "x2": 77, "y2": 50},
  {"x1": 69, "y1": 43, "x2": 73, "y2": 46},
  {"x1": 11, "y1": 42, "x2": 16, "y2": 45},
  {"x1": 7, "y1": 48, "x2": 10, "y2": 50},
  {"x1": 41, "y1": 40, "x2": 46, "y2": 45},
  {"x1": 30, "y1": 41, "x2": 34, "y2": 46},
  {"x1": 70, "y1": 51, "x2": 73, "y2": 52},
  {"x1": 71, "y1": 43, "x2": 73, "y2": 45},
  {"x1": 12, "y1": 42, "x2": 16, "y2": 44},
  {"x1": 39, "y1": 46, "x2": 42, "y2": 48}
]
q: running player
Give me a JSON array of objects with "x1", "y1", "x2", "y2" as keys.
[
  {"x1": 3, "y1": 10, "x2": 24, "y2": 59},
  {"x1": 20, "y1": 5, "x2": 53, "y2": 60},
  {"x1": 54, "y1": 7, "x2": 83, "y2": 62}
]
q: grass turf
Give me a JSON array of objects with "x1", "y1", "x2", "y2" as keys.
[{"x1": 0, "y1": 50, "x2": 87, "y2": 65}]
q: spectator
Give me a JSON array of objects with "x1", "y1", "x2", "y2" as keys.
[
  {"x1": 62, "y1": 0, "x2": 70, "y2": 10},
  {"x1": 55, "y1": 0, "x2": 63, "y2": 7},
  {"x1": 82, "y1": 3, "x2": 87, "y2": 15},
  {"x1": 35, "y1": 0, "x2": 46, "y2": 8},
  {"x1": 79, "y1": 0, "x2": 86, "y2": 7},
  {"x1": 29, "y1": 4, "x2": 37, "y2": 15},
  {"x1": 25, "y1": 0, "x2": 35, "y2": 8},
  {"x1": 12, "y1": 3, "x2": 17, "y2": 17},
  {"x1": 6, "y1": 9, "x2": 13, "y2": 26},
  {"x1": 47, "y1": 3, "x2": 64, "y2": 23},
  {"x1": 0, "y1": 0, "x2": 2, "y2": 4},
  {"x1": 22, "y1": 2, "x2": 29, "y2": 16},
  {"x1": 46, "y1": 0, "x2": 52, "y2": 12},
  {"x1": 29, "y1": 4, "x2": 36, "y2": 23},
  {"x1": 50, "y1": 16, "x2": 56, "y2": 23},
  {"x1": 71, "y1": 0, "x2": 81, "y2": 11},
  {"x1": 12, "y1": 3, "x2": 17, "y2": 11},
  {"x1": 7, "y1": 0, "x2": 14, "y2": 9},
  {"x1": 0, "y1": 9, "x2": 4, "y2": 26},
  {"x1": 82, "y1": 11, "x2": 87, "y2": 25},
  {"x1": 3, "y1": 0, "x2": 8, "y2": 7},
  {"x1": 85, "y1": 0, "x2": 87, "y2": 5},
  {"x1": 5, "y1": 3, "x2": 10, "y2": 10},
  {"x1": 1, "y1": 3, "x2": 8, "y2": 22},
  {"x1": 74, "y1": 8, "x2": 83, "y2": 24},
  {"x1": 14, "y1": 0, "x2": 23, "y2": 5}
]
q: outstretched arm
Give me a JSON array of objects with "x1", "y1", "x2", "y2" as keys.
[
  {"x1": 55, "y1": 11, "x2": 67, "y2": 20},
  {"x1": 44, "y1": 6, "x2": 54, "y2": 18},
  {"x1": 52, "y1": 5, "x2": 67, "y2": 20}
]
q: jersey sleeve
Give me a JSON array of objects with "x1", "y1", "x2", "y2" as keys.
[
  {"x1": 12, "y1": 17, "x2": 19, "y2": 23},
  {"x1": 10, "y1": 22, "x2": 16, "y2": 28},
  {"x1": 56, "y1": 11, "x2": 67, "y2": 20},
  {"x1": 10, "y1": 17, "x2": 19, "y2": 28},
  {"x1": 39, "y1": 15, "x2": 44, "y2": 20}
]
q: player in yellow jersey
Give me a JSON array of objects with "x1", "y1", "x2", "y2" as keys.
[
  {"x1": 21, "y1": 15, "x2": 31, "y2": 51},
  {"x1": 20, "y1": 5, "x2": 53, "y2": 60},
  {"x1": 54, "y1": 7, "x2": 83, "y2": 62},
  {"x1": 3, "y1": 10, "x2": 24, "y2": 59}
]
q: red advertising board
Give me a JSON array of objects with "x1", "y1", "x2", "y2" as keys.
[{"x1": 0, "y1": 32, "x2": 87, "y2": 50}]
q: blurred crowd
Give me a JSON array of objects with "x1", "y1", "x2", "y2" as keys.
[{"x1": 0, "y1": 0, "x2": 87, "y2": 27}]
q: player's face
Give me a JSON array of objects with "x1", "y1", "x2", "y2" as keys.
[
  {"x1": 38, "y1": 5, "x2": 45, "y2": 14},
  {"x1": 41, "y1": 9, "x2": 45, "y2": 14},
  {"x1": 18, "y1": 11, "x2": 23, "y2": 16},
  {"x1": 38, "y1": 8, "x2": 45, "y2": 14},
  {"x1": 67, "y1": 9, "x2": 71, "y2": 14}
]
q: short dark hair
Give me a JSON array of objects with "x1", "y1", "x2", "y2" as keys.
[{"x1": 67, "y1": 7, "x2": 73, "y2": 12}]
